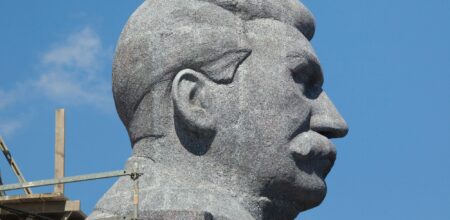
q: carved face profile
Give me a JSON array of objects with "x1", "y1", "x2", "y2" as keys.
[
  {"x1": 211, "y1": 20, "x2": 349, "y2": 211},
  {"x1": 108, "y1": 0, "x2": 348, "y2": 218}
]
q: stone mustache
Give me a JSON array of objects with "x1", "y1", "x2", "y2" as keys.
[{"x1": 89, "y1": 0, "x2": 348, "y2": 219}]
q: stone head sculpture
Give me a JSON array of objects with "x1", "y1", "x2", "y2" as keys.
[{"x1": 90, "y1": 0, "x2": 348, "y2": 219}]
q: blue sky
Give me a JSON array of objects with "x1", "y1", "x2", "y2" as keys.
[{"x1": 0, "y1": 1, "x2": 449, "y2": 219}]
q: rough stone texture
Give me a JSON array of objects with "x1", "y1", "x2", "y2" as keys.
[
  {"x1": 88, "y1": 0, "x2": 348, "y2": 219},
  {"x1": 139, "y1": 210, "x2": 214, "y2": 220}
]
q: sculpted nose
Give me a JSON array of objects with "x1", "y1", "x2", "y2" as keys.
[{"x1": 310, "y1": 92, "x2": 349, "y2": 138}]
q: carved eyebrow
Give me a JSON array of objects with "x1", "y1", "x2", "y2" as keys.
[
  {"x1": 286, "y1": 51, "x2": 321, "y2": 69},
  {"x1": 286, "y1": 51, "x2": 324, "y2": 87},
  {"x1": 286, "y1": 51, "x2": 316, "y2": 60}
]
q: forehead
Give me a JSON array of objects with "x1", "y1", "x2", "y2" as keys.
[
  {"x1": 202, "y1": 0, "x2": 316, "y2": 40},
  {"x1": 244, "y1": 19, "x2": 317, "y2": 60}
]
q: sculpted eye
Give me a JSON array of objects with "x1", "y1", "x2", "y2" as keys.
[{"x1": 291, "y1": 59, "x2": 324, "y2": 99}]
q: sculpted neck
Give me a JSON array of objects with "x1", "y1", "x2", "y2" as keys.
[{"x1": 130, "y1": 137, "x2": 299, "y2": 220}]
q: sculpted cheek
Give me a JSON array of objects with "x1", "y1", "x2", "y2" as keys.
[{"x1": 278, "y1": 84, "x2": 312, "y2": 138}]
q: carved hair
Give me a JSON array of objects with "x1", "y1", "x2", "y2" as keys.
[{"x1": 112, "y1": 0, "x2": 315, "y2": 144}]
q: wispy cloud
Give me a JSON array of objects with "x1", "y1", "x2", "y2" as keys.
[
  {"x1": 0, "y1": 83, "x2": 28, "y2": 110},
  {"x1": 0, "y1": 26, "x2": 114, "y2": 137},
  {"x1": 35, "y1": 27, "x2": 113, "y2": 111},
  {"x1": 0, "y1": 90, "x2": 12, "y2": 109},
  {"x1": 0, "y1": 85, "x2": 30, "y2": 137},
  {"x1": 0, "y1": 118, "x2": 23, "y2": 138},
  {"x1": 42, "y1": 27, "x2": 103, "y2": 71}
]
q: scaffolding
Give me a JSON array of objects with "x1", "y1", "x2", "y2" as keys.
[{"x1": 0, "y1": 109, "x2": 142, "y2": 220}]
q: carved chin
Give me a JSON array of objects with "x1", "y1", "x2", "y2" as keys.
[{"x1": 261, "y1": 174, "x2": 328, "y2": 211}]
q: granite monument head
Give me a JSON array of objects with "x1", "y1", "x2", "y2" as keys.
[{"x1": 90, "y1": 0, "x2": 348, "y2": 219}]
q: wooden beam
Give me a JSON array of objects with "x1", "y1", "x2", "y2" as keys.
[
  {"x1": 0, "y1": 193, "x2": 66, "y2": 203},
  {"x1": 0, "y1": 194, "x2": 86, "y2": 220},
  {"x1": 54, "y1": 109, "x2": 65, "y2": 194},
  {"x1": 0, "y1": 200, "x2": 80, "y2": 214}
]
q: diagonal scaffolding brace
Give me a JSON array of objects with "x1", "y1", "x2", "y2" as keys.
[{"x1": 0, "y1": 136, "x2": 32, "y2": 195}]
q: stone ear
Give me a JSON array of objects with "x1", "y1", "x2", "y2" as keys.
[{"x1": 172, "y1": 69, "x2": 216, "y2": 136}]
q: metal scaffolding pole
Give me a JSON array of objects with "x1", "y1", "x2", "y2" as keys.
[{"x1": 0, "y1": 170, "x2": 132, "y2": 192}]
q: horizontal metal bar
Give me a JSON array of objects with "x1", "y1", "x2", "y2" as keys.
[{"x1": 0, "y1": 170, "x2": 130, "y2": 192}]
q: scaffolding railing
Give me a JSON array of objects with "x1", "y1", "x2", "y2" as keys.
[{"x1": 0, "y1": 109, "x2": 144, "y2": 220}]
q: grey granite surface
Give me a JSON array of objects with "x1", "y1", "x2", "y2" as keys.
[{"x1": 89, "y1": 0, "x2": 348, "y2": 219}]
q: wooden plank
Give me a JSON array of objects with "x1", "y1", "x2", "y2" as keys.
[
  {"x1": 0, "y1": 200, "x2": 85, "y2": 220},
  {"x1": 54, "y1": 109, "x2": 65, "y2": 194},
  {"x1": 0, "y1": 136, "x2": 32, "y2": 194},
  {"x1": 0, "y1": 200, "x2": 80, "y2": 213},
  {"x1": 0, "y1": 193, "x2": 65, "y2": 203},
  {"x1": 0, "y1": 194, "x2": 86, "y2": 220}
]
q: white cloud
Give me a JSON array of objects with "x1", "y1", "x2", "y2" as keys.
[
  {"x1": 35, "y1": 70, "x2": 111, "y2": 108},
  {"x1": 42, "y1": 27, "x2": 102, "y2": 72},
  {"x1": 0, "y1": 85, "x2": 26, "y2": 110},
  {"x1": 0, "y1": 86, "x2": 29, "y2": 137},
  {"x1": 0, "y1": 26, "x2": 114, "y2": 137},
  {"x1": 0, "y1": 118, "x2": 23, "y2": 138},
  {"x1": 0, "y1": 90, "x2": 11, "y2": 108},
  {"x1": 35, "y1": 27, "x2": 113, "y2": 111}
]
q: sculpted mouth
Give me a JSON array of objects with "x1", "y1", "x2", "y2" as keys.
[
  {"x1": 288, "y1": 131, "x2": 337, "y2": 178},
  {"x1": 291, "y1": 148, "x2": 336, "y2": 178}
]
